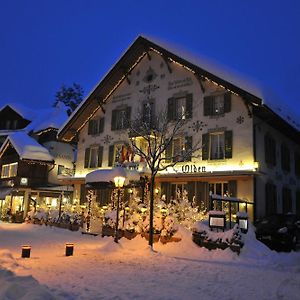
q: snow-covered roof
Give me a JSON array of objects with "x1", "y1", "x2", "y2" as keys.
[
  {"x1": 0, "y1": 102, "x2": 68, "y2": 133},
  {"x1": 58, "y1": 35, "x2": 300, "y2": 141},
  {"x1": 145, "y1": 35, "x2": 300, "y2": 130},
  {"x1": 0, "y1": 103, "x2": 37, "y2": 121},
  {"x1": 26, "y1": 103, "x2": 69, "y2": 133},
  {"x1": 0, "y1": 132, "x2": 54, "y2": 162}
]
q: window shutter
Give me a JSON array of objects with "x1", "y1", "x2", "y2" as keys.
[
  {"x1": 84, "y1": 148, "x2": 90, "y2": 168},
  {"x1": 203, "y1": 96, "x2": 213, "y2": 116},
  {"x1": 88, "y1": 120, "x2": 93, "y2": 135},
  {"x1": 186, "y1": 94, "x2": 193, "y2": 119},
  {"x1": 295, "y1": 152, "x2": 300, "y2": 177},
  {"x1": 224, "y1": 130, "x2": 233, "y2": 158},
  {"x1": 125, "y1": 107, "x2": 131, "y2": 128},
  {"x1": 108, "y1": 145, "x2": 114, "y2": 166},
  {"x1": 202, "y1": 133, "x2": 209, "y2": 160},
  {"x1": 228, "y1": 180, "x2": 237, "y2": 197},
  {"x1": 264, "y1": 135, "x2": 270, "y2": 164},
  {"x1": 296, "y1": 190, "x2": 300, "y2": 216},
  {"x1": 224, "y1": 92, "x2": 231, "y2": 113},
  {"x1": 97, "y1": 146, "x2": 103, "y2": 167},
  {"x1": 167, "y1": 98, "x2": 175, "y2": 121},
  {"x1": 185, "y1": 136, "x2": 193, "y2": 161},
  {"x1": 111, "y1": 110, "x2": 117, "y2": 131},
  {"x1": 165, "y1": 142, "x2": 172, "y2": 163},
  {"x1": 99, "y1": 117, "x2": 104, "y2": 133}
]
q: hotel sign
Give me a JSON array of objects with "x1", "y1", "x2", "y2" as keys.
[{"x1": 181, "y1": 164, "x2": 206, "y2": 173}]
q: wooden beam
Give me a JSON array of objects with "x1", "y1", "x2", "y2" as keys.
[
  {"x1": 195, "y1": 74, "x2": 206, "y2": 93},
  {"x1": 162, "y1": 55, "x2": 172, "y2": 73},
  {"x1": 242, "y1": 97, "x2": 253, "y2": 118},
  {"x1": 121, "y1": 67, "x2": 131, "y2": 85},
  {"x1": 146, "y1": 51, "x2": 152, "y2": 61}
]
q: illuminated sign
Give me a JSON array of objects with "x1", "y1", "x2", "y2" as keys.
[{"x1": 20, "y1": 177, "x2": 28, "y2": 186}]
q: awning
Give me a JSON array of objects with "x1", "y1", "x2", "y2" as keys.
[
  {"x1": 85, "y1": 167, "x2": 141, "y2": 185},
  {"x1": 0, "y1": 188, "x2": 13, "y2": 200}
]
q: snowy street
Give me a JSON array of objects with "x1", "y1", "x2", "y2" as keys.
[{"x1": 1, "y1": 222, "x2": 300, "y2": 299}]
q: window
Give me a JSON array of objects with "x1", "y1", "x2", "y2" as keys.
[
  {"x1": 88, "y1": 117, "x2": 104, "y2": 135},
  {"x1": 282, "y1": 187, "x2": 292, "y2": 214},
  {"x1": 165, "y1": 136, "x2": 192, "y2": 162},
  {"x1": 167, "y1": 94, "x2": 193, "y2": 121},
  {"x1": 281, "y1": 144, "x2": 290, "y2": 172},
  {"x1": 108, "y1": 144, "x2": 134, "y2": 166},
  {"x1": 111, "y1": 107, "x2": 131, "y2": 130},
  {"x1": 204, "y1": 92, "x2": 231, "y2": 116},
  {"x1": 296, "y1": 190, "x2": 300, "y2": 217},
  {"x1": 202, "y1": 131, "x2": 232, "y2": 160},
  {"x1": 84, "y1": 146, "x2": 103, "y2": 168},
  {"x1": 295, "y1": 152, "x2": 300, "y2": 177},
  {"x1": 142, "y1": 100, "x2": 155, "y2": 127},
  {"x1": 264, "y1": 134, "x2": 276, "y2": 166},
  {"x1": 265, "y1": 182, "x2": 277, "y2": 215},
  {"x1": 57, "y1": 165, "x2": 73, "y2": 176},
  {"x1": 1, "y1": 162, "x2": 18, "y2": 178}
]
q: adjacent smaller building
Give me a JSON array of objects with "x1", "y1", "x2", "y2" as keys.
[{"x1": 0, "y1": 104, "x2": 75, "y2": 222}]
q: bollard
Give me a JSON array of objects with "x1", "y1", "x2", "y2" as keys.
[
  {"x1": 65, "y1": 243, "x2": 74, "y2": 256},
  {"x1": 21, "y1": 245, "x2": 31, "y2": 258}
]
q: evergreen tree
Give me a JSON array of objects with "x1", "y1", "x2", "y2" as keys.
[{"x1": 53, "y1": 83, "x2": 84, "y2": 115}]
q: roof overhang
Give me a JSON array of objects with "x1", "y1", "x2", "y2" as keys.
[{"x1": 57, "y1": 36, "x2": 263, "y2": 142}]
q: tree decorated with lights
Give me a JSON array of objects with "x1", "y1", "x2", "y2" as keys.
[{"x1": 128, "y1": 101, "x2": 201, "y2": 248}]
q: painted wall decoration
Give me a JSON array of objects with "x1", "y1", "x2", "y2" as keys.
[
  {"x1": 189, "y1": 120, "x2": 207, "y2": 132},
  {"x1": 142, "y1": 67, "x2": 157, "y2": 83},
  {"x1": 168, "y1": 77, "x2": 193, "y2": 90},
  {"x1": 112, "y1": 93, "x2": 132, "y2": 103},
  {"x1": 139, "y1": 84, "x2": 159, "y2": 95},
  {"x1": 236, "y1": 116, "x2": 245, "y2": 124},
  {"x1": 102, "y1": 134, "x2": 114, "y2": 145}
]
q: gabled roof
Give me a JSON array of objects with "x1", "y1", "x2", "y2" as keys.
[
  {"x1": 26, "y1": 103, "x2": 69, "y2": 134},
  {"x1": 0, "y1": 103, "x2": 37, "y2": 121},
  {"x1": 57, "y1": 35, "x2": 300, "y2": 143},
  {"x1": 0, "y1": 132, "x2": 54, "y2": 162}
]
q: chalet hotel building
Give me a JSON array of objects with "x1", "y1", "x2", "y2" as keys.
[{"x1": 58, "y1": 36, "x2": 300, "y2": 221}]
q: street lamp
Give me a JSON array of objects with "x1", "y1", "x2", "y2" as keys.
[{"x1": 114, "y1": 175, "x2": 126, "y2": 243}]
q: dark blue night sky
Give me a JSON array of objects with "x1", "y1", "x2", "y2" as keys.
[{"x1": 1, "y1": 0, "x2": 300, "y2": 119}]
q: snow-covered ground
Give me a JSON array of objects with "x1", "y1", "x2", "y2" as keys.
[{"x1": 0, "y1": 222, "x2": 300, "y2": 300}]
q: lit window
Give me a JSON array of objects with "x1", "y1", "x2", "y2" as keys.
[
  {"x1": 168, "y1": 94, "x2": 193, "y2": 121},
  {"x1": 1, "y1": 162, "x2": 18, "y2": 178},
  {"x1": 210, "y1": 132, "x2": 225, "y2": 159},
  {"x1": 111, "y1": 107, "x2": 131, "y2": 130},
  {"x1": 204, "y1": 93, "x2": 231, "y2": 116},
  {"x1": 202, "y1": 131, "x2": 232, "y2": 160},
  {"x1": 84, "y1": 146, "x2": 103, "y2": 168}
]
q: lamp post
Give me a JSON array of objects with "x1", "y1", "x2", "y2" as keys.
[{"x1": 114, "y1": 175, "x2": 125, "y2": 243}]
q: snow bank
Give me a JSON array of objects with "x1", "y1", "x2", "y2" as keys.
[
  {"x1": 0, "y1": 268, "x2": 56, "y2": 300},
  {"x1": 1, "y1": 222, "x2": 300, "y2": 299},
  {"x1": 0, "y1": 249, "x2": 57, "y2": 299}
]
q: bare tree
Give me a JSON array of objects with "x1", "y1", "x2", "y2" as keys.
[{"x1": 128, "y1": 101, "x2": 201, "y2": 248}]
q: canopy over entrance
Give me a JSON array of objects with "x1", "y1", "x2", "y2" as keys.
[
  {"x1": 0, "y1": 188, "x2": 13, "y2": 200},
  {"x1": 85, "y1": 167, "x2": 141, "y2": 185}
]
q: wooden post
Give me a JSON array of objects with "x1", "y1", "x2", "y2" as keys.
[{"x1": 229, "y1": 202, "x2": 232, "y2": 229}]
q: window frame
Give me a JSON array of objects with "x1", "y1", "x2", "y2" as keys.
[{"x1": 1, "y1": 162, "x2": 18, "y2": 178}]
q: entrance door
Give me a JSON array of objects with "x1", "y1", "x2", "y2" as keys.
[{"x1": 209, "y1": 182, "x2": 229, "y2": 211}]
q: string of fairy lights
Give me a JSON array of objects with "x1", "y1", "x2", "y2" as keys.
[{"x1": 64, "y1": 45, "x2": 243, "y2": 142}]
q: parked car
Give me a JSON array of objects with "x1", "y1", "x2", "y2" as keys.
[{"x1": 255, "y1": 214, "x2": 300, "y2": 252}]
